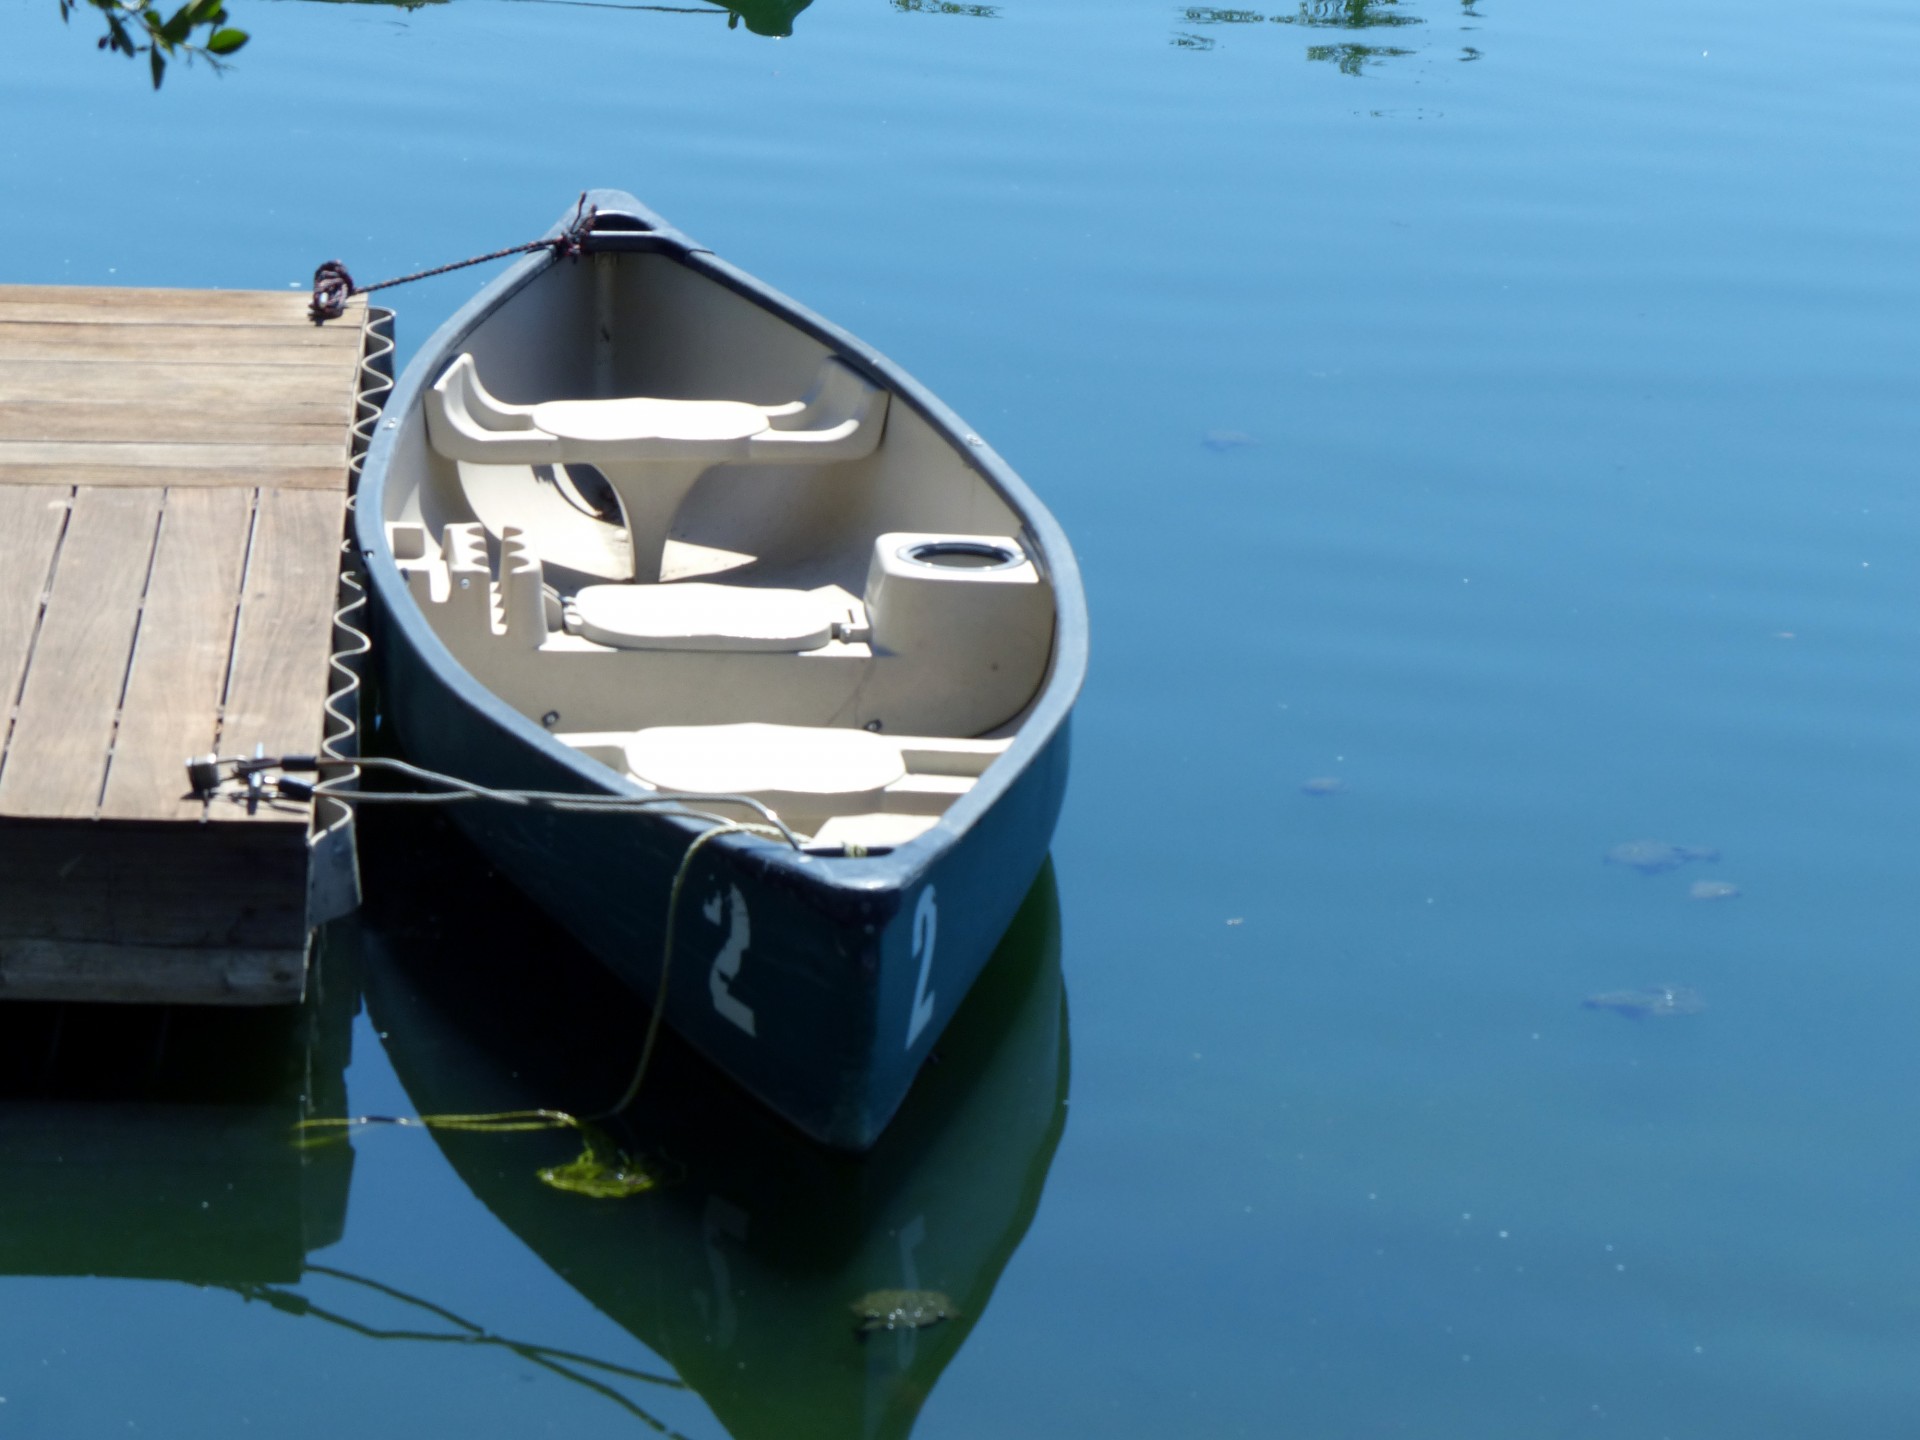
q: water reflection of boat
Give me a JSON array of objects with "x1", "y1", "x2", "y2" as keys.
[
  {"x1": 355, "y1": 808, "x2": 1068, "y2": 1440},
  {"x1": 289, "y1": 0, "x2": 816, "y2": 38},
  {"x1": 0, "y1": 957, "x2": 356, "y2": 1285},
  {"x1": 707, "y1": 0, "x2": 813, "y2": 36}
]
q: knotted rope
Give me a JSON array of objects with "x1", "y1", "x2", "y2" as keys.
[{"x1": 309, "y1": 193, "x2": 598, "y2": 324}]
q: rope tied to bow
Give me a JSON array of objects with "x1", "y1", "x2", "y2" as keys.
[{"x1": 309, "y1": 193, "x2": 598, "y2": 324}]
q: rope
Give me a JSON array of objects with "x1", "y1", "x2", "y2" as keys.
[
  {"x1": 295, "y1": 811, "x2": 789, "y2": 1194},
  {"x1": 309, "y1": 193, "x2": 598, "y2": 325},
  {"x1": 603, "y1": 821, "x2": 762, "y2": 1117}
]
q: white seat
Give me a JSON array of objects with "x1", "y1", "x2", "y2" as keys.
[
  {"x1": 533, "y1": 396, "x2": 767, "y2": 454},
  {"x1": 555, "y1": 724, "x2": 1010, "y2": 832},
  {"x1": 566, "y1": 583, "x2": 846, "y2": 653},
  {"x1": 425, "y1": 353, "x2": 887, "y2": 466},
  {"x1": 621, "y1": 724, "x2": 907, "y2": 814},
  {"x1": 425, "y1": 353, "x2": 888, "y2": 581}
]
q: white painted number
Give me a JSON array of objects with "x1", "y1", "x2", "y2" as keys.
[
  {"x1": 906, "y1": 887, "x2": 938, "y2": 1049},
  {"x1": 706, "y1": 885, "x2": 757, "y2": 1036}
]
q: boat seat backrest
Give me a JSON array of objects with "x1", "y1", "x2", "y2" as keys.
[
  {"x1": 426, "y1": 353, "x2": 891, "y2": 585},
  {"x1": 424, "y1": 353, "x2": 889, "y2": 467}
]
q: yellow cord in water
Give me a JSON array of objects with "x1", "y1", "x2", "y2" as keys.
[
  {"x1": 600, "y1": 820, "x2": 767, "y2": 1118},
  {"x1": 295, "y1": 818, "x2": 788, "y2": 1195}
]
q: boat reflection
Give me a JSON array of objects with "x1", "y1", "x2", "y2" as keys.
[
  {"x1": 354, "y1": 809, "x2": 1069, "y2": 1440},
  {"x1": 502, "y1": 0, "x2": 817, "y2": 37},
  {"x1": 708, "y1": 0, "x2": 812, "y2": 36},
  {"x1": 0, "y1": 953, "x2": 356, "y2": 1285},
  {"x1": 288, "y1": 0, "x2": 817, "y2": 39}
]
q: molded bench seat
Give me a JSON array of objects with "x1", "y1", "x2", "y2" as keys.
[
  {"x1": 564, "y1": 583, "x2": 855, "y2": 653},
  {"x1": 534, "y1": 396, "x2": 767, "y2": 454},
  {"x1": 555, "y1": 724, "x2": 1012, "y2": 831},
  {"x1": 425, "y1": 353, "x2": 887, "y2": 466},
  {"x1": 425, "y1": 353, "x2": 889, "y2": 582},
  {"x1": 622, "y1": 723, "x2": 908, "y2": 817}
]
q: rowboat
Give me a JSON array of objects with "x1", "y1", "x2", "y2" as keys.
[{"x1": 353, "y1": 190, "x2": 1086, "y2": 1150}]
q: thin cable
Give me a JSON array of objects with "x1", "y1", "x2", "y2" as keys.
[{"x1": 193, "y1": 750, "x2": 808, "y2": 850}]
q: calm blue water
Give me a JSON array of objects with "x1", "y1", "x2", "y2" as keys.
[{"x1": 4, "y1": 0, "x2": 1920, "y2": 1433}]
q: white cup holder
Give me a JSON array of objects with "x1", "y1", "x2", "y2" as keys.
[
  {"x1": 897, "y1": 539, "x2": 1025, "y2": 572},
  {"x1": 859, "y1": 531, "x2": 1057, "y2": 733}
]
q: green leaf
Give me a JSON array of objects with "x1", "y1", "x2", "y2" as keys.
[
  {"x1": 205, "y1": 25, "x2": 246, "y2": 52},
  {"x1": 149, "y1": 44, "x2": 165, "y2": 87}
]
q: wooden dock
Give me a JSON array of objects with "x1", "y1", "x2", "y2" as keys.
[{"x1": 0, "y1": 285, "x2": 372, "y2": 1005}]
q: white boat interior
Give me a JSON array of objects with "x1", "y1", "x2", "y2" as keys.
[{"x1": 381, "y1": 251, "x2": 1059, "y2": 847}]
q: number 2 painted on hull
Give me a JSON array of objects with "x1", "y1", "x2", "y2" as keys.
[
  {"x1": 906, "y1": 887, "x2": 938, "y2": 1050},
  {"x1": 707, "y1": 885, "x2": 756, "y2": 1036}
]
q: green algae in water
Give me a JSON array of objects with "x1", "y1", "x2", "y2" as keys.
[
  {"x1": 537, "y1": 1127, "x2": 673, "y2": 1199},
  {"x1": 850, "y1": 1289, "x2": 959, "y2": 1335},
  {"x1": 538, "y1": 1146, "x2": 658, "y2": 1198}
]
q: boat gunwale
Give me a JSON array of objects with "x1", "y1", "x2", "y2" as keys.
[{"x1": 354, "y1": 189, "x2": 1087, "y2": 889}]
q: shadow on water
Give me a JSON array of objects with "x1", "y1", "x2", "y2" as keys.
[
  {"x1": 340, "y1": 806, "x2": 1069, "y2": 1439},
  {"x1": 0, "y1": 948, "x2": 356, "y2": 1285}
]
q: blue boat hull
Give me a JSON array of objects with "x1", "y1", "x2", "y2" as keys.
[{"x1": 354, "y1": 192, "x2": 1086, "y2": 1150}]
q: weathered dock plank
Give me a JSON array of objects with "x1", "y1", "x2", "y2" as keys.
[
  {"x1": 100, "y1": 487, "x2": 253, "y2": 822},
  {"x1": 0, "y1": 487, "x2": 68, "y2": 718},
  {"x1": 0, "y1": 361, "x2": 357, "y2": 412},
  {"x1": 214, "y1": 487, "x2": 351, "y2": 821},
  {"x1": 0, "y1": 819, "x2": 308, "y2": 977},
  {"x1": 0, "y1": 285, "x2": 370, "y2": 1004},
  {"x1": 0, "y1": 486, "x2": 163, "y2": 820},
  {"x1": 0, "y1": 462, "x2": 350, "y2": 491},
  {"x1": 0, "y1": 286, "x2": 345, "y2": 324},
  {"x1": 0, "y1": 401, "x2": 344, "y2": 445},
  {"x1": 0, "y1": 319, "x2": 362, "y2": 359},
  {"x1": 0, "y1": 440, "x2": 348, "y2": 472},
  {"x1": 0, "y1": 939, "x2": 307, "y2": 1005}
]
